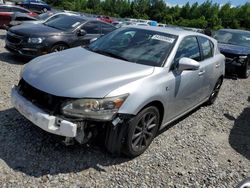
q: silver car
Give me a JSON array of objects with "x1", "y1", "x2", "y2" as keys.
[{"x1": 11, "y1": 26, "x2": 225, "y2": 157}]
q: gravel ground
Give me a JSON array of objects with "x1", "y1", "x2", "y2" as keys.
[{"x1": 0, "y1": 29, "x2": 249, "y2": 188}]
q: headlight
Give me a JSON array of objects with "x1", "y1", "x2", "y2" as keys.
[
  {"x1": 239, "y1": 56, "x2": 248, "y2": 63},
  {"x1": 28, "y1": 37, "x2": 44, "y2": 44},
  {"x1": 61, "y1": 94, "x2": 129, "y2": 120},
  {"x1": 239, "y1": 56, "x2": 248, "y2": 59}
]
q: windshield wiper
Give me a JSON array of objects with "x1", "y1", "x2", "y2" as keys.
[{"x1": 93, "y1": 49, "x2": 130, "y2": 62}]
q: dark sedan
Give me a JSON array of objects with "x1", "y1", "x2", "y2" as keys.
[
  {"x1": 214, "y1": 29, "x2": 250, "y2": 78},
  {"x1": 5, "y1": 14, "x2": 116, "y2": 58},
  {"x1": 18, "y1": 0, "x2": 51, "y2": 13}
]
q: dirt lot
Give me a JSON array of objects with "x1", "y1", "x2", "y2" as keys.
[{"x1": 0, "y1": 29, "x2": 249, "y2": 187}]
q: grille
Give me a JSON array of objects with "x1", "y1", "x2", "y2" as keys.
[
  {"x1": 17, "y1": 79, "x2": 66, "y2": 114},
  {"x1": 6, "y1": 32, "x2": 22, "y2": 44}
]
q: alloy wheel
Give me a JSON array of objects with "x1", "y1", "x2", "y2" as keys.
[
  {"x1": 51, "y1": 45, "x2": 67, "y2": 52},
  {"x1": 131, "y1": 112, "x2": 158, "y2": 152}
]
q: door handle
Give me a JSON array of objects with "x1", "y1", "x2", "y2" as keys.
[{"x1": 198, "y1": 70, "x2": 205, "y2": 76}]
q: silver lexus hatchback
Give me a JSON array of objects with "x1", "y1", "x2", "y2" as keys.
[{"x1": 11, "y1": 26, "x2": 225, "y2": 157}]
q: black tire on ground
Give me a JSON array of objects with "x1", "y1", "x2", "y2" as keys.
[
  {"x1": 206, "y1": 78, "x2": 223, "y2": 105},
  {"x1": 239, "y1": 61, "x2": 249, "y2": 79},
  {"x1": 123, "y1": 106, "x2": 160, "y2": 157},
  {"x1": 50, "y1": 44, "x2": 68, "y2": 53}
]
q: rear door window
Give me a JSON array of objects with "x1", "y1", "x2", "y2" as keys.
[
  {"x1": 198, "y1": 36, "x2": 213, "y2": 60},
  {"x1": 82, "y1": 21, "x2": 100, "y2": 34}
]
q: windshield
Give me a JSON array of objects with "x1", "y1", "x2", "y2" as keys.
[
  {"x1": 44, "y1": 15, "x2": 85, "y2": 31},
  {"x1": 214, "y1": 30, "x2": 250, "y2": 48},
  {"x1": 87, "y1": 28, "x2": 177, "y2": 67}
]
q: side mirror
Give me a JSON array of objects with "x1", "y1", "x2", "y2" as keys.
[
  {"x1": 90, "y1": 37, "x2": 98, "y2": 43},
  {"x1": 178, "y1": 57, "x2": 200, "y2": 71},
  {"x1": 77, "y1": 29, "x2": 87, "y2": 36}
]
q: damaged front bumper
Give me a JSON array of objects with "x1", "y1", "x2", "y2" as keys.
[
  {"x1": 11, "y1": 86, "x2": 132, "y2": 150},
  {"x1": 11, "y1": 86, "x2": 77, "y2": 137},
  {"x1": 224, "y1": 56, "x2": 249, "y2": 76}
]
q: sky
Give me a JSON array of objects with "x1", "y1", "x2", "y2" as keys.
[{"x1": 166, "y1": 0, "x2": 250, "y2": 6}]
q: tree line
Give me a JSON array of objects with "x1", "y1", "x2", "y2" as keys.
[{"x1": 46, "y1": 0, "x2": 250, "y2": 30}]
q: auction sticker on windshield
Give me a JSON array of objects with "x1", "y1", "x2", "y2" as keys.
[{"x1": 152, "y1": 35, "x2": 175, "y2": 43}]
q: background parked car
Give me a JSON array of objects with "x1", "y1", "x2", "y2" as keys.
[
  {"x1": 18, "y1": 0, "x2": 51, "y2": 13},
  {"x1": 5, "y1": 11, "x2": 37, "y2": 29},
  {"x1": 7, "y1": 11, "x2": 76, "y2": 28},
  {"x1": 97, "y1": 15, "x2": 113, "y2": 23},
  {"x1": 0, "y1": 4, "x2": 37, "y2": 28},
  {"x1": 214, "y1": 29, "x2": 250, "y2": 78},
  {"x1": 5, "y1": 14, "x2": 116, "y2": 58}
]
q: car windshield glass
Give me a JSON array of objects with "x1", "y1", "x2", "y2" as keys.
[
  {"x1": 87, "y1": 27, "x2": 177, "y2": 67},
  {"x1": 214, "y1": 30, "x2": 250, "y2": 48},
  {"x1": 44, "y1": 15, "x2": 84, "y2": 31}
]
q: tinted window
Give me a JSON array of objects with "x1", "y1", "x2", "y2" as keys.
[
  {"x1": 100, "y1": 22, "x2": 115, "y2": 34},
  {"x1": 82, "y1": 21, "x2": 100, "y2": 34},
  {"x1": 175, "y1": 36, "x2": 201, "y2": 62},
  {"x1": 0, "y1": 6, "x2": 10, "y2": 12},
  {"x1": 198, "y1": 37, "x2": 213, "y2": 59}
]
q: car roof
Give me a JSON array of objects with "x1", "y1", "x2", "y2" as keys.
[{"x1": 124, "y1": 25, "x2": 205, "y2": 37}]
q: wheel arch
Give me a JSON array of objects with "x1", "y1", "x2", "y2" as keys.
[
  {"x1": 138, "y1": 100, "x2": 165, "y2": 127},
  {"x1": 51, "y1": 42, "x2": 70, "y2": 48}
]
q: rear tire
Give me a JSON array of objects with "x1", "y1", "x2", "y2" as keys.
[
  {"x1": 123, "y1": 106, "x2": 160, "y2": 157},
  {"x1": 206, "y1": 78, "x2": 223, "y2": 105}
]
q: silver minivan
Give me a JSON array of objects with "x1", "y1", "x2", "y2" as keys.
[{"x1": 11, "y1": 26, "x2": 225, "y2": 157}]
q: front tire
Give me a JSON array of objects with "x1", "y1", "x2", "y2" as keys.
[
  {"x1": 123, "y1": 106, "x2": 160, "y2": 157},
  {"x1": 50, "y1": 44, "x2": 68, "y2": 53}
]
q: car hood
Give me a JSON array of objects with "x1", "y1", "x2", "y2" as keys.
[
  {"x1": 22, "y1": 47, "x2": 154, "y2": 98},
  {"x1": 9, "y1": 23, "x2": 63, "y2": 37},
  {"x1": 22, "y1": 20, "x2": 43, "y2": 24},
  {"x1": 218, "y1": 43, "x2": 250, "y2": 56}
]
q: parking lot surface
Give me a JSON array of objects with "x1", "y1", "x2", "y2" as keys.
[{"x1": 0, "y1": 30, "x2": 249, "y2": 187}]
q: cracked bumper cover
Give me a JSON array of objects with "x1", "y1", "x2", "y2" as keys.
[{"x1": 11, "y1": 86, "x2": 77, "y2": 137}]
